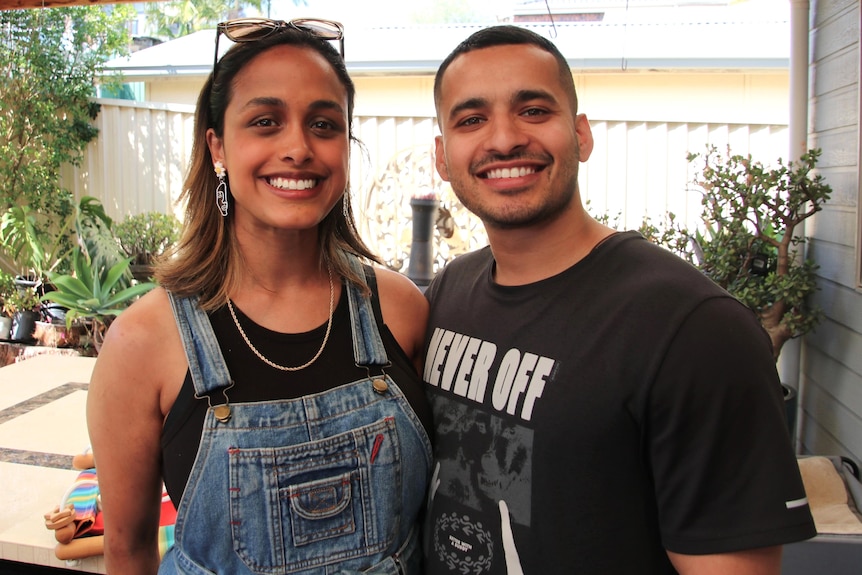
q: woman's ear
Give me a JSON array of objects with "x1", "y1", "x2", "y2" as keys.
[{"x1": 206, "y1": 128, "x2": 225, "y2": 167}]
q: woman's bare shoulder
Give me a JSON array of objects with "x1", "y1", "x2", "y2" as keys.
[
  {"x1": 372, "y1": 266, "x2": 427, "y2": 307},
  {"x1": 99, "y1": 287, "x2": 179, "y2": 352},
  {"x1": 90, "y1": 287, "x2": 188, "y2": 414}
]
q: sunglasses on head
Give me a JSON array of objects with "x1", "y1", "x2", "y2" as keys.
[{"x1": 213, "y1": 17, "x2": 345, "y2": 77}]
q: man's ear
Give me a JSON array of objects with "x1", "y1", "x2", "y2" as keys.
[
  {"x1": 434, "y1": 135, "x2": 450, "y2": 182},
  {"x1": 206, "y1": 128, "x2": 224, "y2": 166},
  {"x1": 575, "y1": 113, "x2": 594, "y2": 162}
]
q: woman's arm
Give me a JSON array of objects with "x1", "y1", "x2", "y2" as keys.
[{"x1": 87, "y1": 288, "x2": 186, "y2": 575}]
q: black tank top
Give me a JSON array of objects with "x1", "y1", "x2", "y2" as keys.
[{"x1": 160, "y1": 270, "x2": 431, "y2": 505}]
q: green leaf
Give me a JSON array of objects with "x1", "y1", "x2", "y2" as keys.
[
  {"x1": 48, "y1": 274, "x2": 92, "y2": 300},
  {"x1": 101, "y1": 258, "x2": 133, "y2": 294},
  {"x1": 40, "y1": 291, "x2": 82, "y2": 309},
  {"x1": 103, "y1": 282, "x2": 155, "y2": 309}
]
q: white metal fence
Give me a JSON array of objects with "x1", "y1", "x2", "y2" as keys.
[{"x1": 61, "y1": 99, "x2": 788, "y2": 272}]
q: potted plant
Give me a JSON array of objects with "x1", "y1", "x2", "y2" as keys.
[
  {"x1": 113, "y1": 212, "x2": 180, "y2": 281},
  {"x1": 0, "y1": 271, "x2": 16, "y2": 339},
  {"x1": 642, "y1": 146, "x2": 832, "y2": 433},
  {"x1": 0, "y1": 196, "x2": 116, "y2": 286},
  {"x1": 41, "y1": 248, "x2": 156, "y2": 353},
  {"x1": 3, "y1": 282, "x2": 43, "y2": 342}
]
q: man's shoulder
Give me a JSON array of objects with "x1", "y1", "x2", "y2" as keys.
[
  {"x1": 426, "y1": 246, "x2": 493, "y2": 298},
  {"x1": 604, "y1": 232, "x2": 729, "y2": 295},
  {"x1": 446, "y1": 246, "x2": 494, "y2": 269}
]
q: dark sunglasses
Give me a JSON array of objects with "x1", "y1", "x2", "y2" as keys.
[{"x1": 213, "y1": 17, "x2": 345, "y2": 76}]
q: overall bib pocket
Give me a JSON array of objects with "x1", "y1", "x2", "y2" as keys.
[{"x1": 228, "y1": 417, "x2": 403, "y2": 574}]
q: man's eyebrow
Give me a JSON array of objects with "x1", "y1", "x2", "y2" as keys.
[
  {"x1": 447, "y1": 96, "x2": 489, "y2": 121},
  {"x1": 512, "y1": 89, "x2": 558, "y2": 106},
  {"x1": 446, "y1": 89, "x2": 559, "y2": 121}
]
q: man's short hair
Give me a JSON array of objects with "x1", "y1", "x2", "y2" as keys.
[{"x1": 433, "y1": 25, "x2": 578, "y2": 119}]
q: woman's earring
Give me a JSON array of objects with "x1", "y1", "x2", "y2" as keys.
[
  {"x1": 214, "y1": 161, "x2": 228, "y2": 217},
  {"x1": 342, "y1": 191, "x2": 350, "y2": 218}
]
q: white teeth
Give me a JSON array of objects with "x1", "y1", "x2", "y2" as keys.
[
  {"x1": 485, "y1": 167, "x2": 536, "y2": 179},
  {"x1": 268, "y1": 177, "x2": 316, "y2": 190}
]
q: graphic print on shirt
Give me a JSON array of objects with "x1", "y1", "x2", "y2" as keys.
[{"x1": 424, "y1": 327, "x2": 557, "y2": 573}]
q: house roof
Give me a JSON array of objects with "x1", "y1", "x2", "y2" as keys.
[{"x1": 104, "y1": 11, "x2": 790, "y2": 80}]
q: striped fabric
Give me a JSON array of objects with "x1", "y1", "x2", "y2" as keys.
[{"x1": 59, "y1": 468, "x2": 100, "y2": 538}]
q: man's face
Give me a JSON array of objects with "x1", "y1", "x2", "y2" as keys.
[{"x1": 434, "y1": 44, "x2": 592, "y2": 230}]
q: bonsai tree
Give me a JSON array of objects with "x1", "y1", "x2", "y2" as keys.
[
  {"x1": 114, "y1": 212, "x2": 181, "y2": 266},
  {"x1": 644, "y1": 146, "x2": 832, "y2": 361}
]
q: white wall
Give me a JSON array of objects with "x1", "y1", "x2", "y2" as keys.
[
  {"x1": 139, "y1": 70, "x2": 790, "y2": 126},
  {"x1": 578, "y1": 72, "x2": 788, "y2": 124},
  {"x1": 148, "y1": 79, "x2": 203, "y2": 106}
]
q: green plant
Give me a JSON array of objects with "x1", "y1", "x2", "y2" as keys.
[
  {"x1": 0, "y1": 269, "x2": 40, "y2": 316},
  {"x1": 0, "y1": 7, "x2": 132, "y2": 279},
  {"x1": 0, "y1": 8, "x2": 132, "y2": 209},
  {"x1": 3, "y1": 285, "x2": 42, "y2": 316},
  {"x1": 42, "y1": 249, "x2": 156, "y2": 333},
  {"x1": 0, "y1": 270, "x2": 15, "y2": 317},
  {"x1": 645, "y1": 146, "x2": 832, "y2": 361},
  {"x1": 144, "y1": 0, "x2": 269, "y2": 40},
  {"x1": 114, "y1": 212, "x2": 181, "y2": 265},
  {"x1": 0, "y1": 196, "x2": 118, "y2": 281}
]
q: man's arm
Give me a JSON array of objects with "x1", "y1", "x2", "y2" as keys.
[{"x1": 668, "y1": 546, "x2": 782, "y2": 575}]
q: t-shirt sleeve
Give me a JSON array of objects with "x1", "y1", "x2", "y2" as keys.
[{"x1": 647, "y1": 297, "x2": 816, "y2": 554}]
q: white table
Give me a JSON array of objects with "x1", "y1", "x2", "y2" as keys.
[{"x1": 0, "y1": 355, "x2": 105, "y2": 573}]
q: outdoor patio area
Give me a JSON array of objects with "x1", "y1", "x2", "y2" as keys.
[
  {"x1": 1, "y1": 349, "x2": 862, "y2": 574},
  {"x1": 0, "y1": 354, "x2": 105, "y2": 574}
]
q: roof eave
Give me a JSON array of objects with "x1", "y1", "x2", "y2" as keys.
[{"x1": 104, "y1": 57, "x2": 789, "y2": 80}]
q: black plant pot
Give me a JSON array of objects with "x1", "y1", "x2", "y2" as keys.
[
  {"x1": 406, "y1": 197, "x2": 439, "y2": 288},
  {"x1": 11, "y1": 310, "x2": 40, "y2": 342}
]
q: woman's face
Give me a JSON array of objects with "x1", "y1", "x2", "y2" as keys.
[{"x1": 207, "y1": 43, "x2": 349, "y2": 239}]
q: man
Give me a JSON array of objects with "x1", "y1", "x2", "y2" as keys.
[{"x1": 422, "y1": 25, "x2": 815, "y2": 574}]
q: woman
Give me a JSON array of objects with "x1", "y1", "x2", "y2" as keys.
[{"x1": 87, "y1": 19, "x2": 432, "y2": 575}]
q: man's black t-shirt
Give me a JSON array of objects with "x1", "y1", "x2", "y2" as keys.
[{"x1": 422, "y1": 231, "x2": 815, "y2": 574}]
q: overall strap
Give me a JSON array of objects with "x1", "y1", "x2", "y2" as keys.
[
  {"x1": 166, "y1": 291, "x2": 232, "y2": 397},
  {"x1": 345, "y1": 254, "x2": 390, "y2": 368}
]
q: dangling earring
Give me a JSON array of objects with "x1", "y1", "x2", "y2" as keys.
[
  {"x1": 342, "y1": 191, "x2": 350, "y2": 218},
  {"x1": 214, "y1": 161, "x2": 228, "y2": 217}
]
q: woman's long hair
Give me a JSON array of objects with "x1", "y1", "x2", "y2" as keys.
[{"x1": 156, "y1": 27, "x2": 378, "y2": 309}]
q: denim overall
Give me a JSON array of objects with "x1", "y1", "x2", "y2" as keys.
[{"x1": 159, "y1": 260, "x2": 432, "y2": 575}]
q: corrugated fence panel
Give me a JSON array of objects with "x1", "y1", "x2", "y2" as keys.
[
  {"x1": 61, "y1": 100, "x2": 788, "y2": 267},
  {"x1": 61, "y1": 99, "x2": 195, "y2": 222},
  {"x1": 583, "y1": 120, "x2": 789, "y2": 231}
]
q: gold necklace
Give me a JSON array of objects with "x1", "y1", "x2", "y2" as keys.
[{"x1": 227, "y1": 264, "x2": 334, "y2": 372}]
